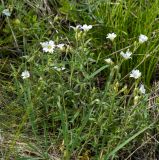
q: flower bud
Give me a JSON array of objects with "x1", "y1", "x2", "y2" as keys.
[
  {"x1": 134, "y1": 96, "x2": 139, "y2": 105},
  {"x1": 14, "y1": 19, "x2": 20, "y2": 25},
  {"x1": 114, "y1": 81, "x2": 119, "y2": 92},
  {"x1": 75, "y1": 31, "x2": 82, "y2": 40}
]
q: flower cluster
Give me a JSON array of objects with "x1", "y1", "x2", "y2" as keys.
[
  {"x1": 81, "y1": 24, "x2": 92, "y2": 31},
  {"x1": 105, "y1": 32, "x2": 148, "y2": 94},
  {"x1": 40, "y1": 41, "x2": 66, "y2": 53},
  {"x1": 40, "y1": 24, "x2": 92, "y2": 54},
  {"x1": 129, "y1": 70, "x2": 146, "y2": 94},
  {"x1": 106, "y1": 33, "x2": 148, "y2": 44},
  {"x1": 53, "y1": 66, "x2": 65, "y2": 71},
  {"x1": 21, "y1": 26, "x2": 148, "y2": 95},
  {"x1": 71, "y1": 24, "x2": 92, "y2": 32}
]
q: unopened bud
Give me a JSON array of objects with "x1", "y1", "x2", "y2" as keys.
[
  {"x1": 114, "y1": 65, "x2": 119, "y2": 70},
  {"x1": 114, "y1": 81, "x2": 119, "y2": 92},
  {"x1": 104, "y1": 58, "x2": 114, "y2": 65},
  {"x1": 134, "y1": 96, "x2": 139, "y2": 105}
]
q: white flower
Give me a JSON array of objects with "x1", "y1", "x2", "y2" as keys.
[
  {"x1": 139, "y1": 84, "x2": 146, "y2": 94},
  {"x1": 2, "y1": 9, "x2": 11, "y2": 16},
  {"x1": 139, "y1": 34, "x2": 148, "y2": 43},
  {"x1": 61, "y1": 67, "x2": 65, "y2": 70},
  {"x1": 40, "y1": 40, "x2": 55, "y2": 53},
  {"x1": 53, "y1": 66, "x2": 65, "y2": 71},
  {"x1": 130, "y1": 69, "x2": 141, "y2": 79},
  {"x1": 81, "y1": 24, "x2": 92, "y2": 31},
  {"x1": 21, "y1": 70, "x2": 30, "y2": 79},
  {"x1": 120, "y1": 50, "x2": 132, "y2": 59},
  {"x1": 104, "y1": 58, "x2": 113, "y2": 65},
  {"x1": 106, "y1": 33, "x2": 117, "y2": 41},
  {"x1": 56, "y1": 43, "x2": 65, "y2": 50}
]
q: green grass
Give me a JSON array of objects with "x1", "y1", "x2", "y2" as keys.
[{"x1": 1, "y1": 0, "x2": 159, "y2": 159}]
